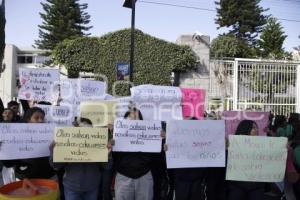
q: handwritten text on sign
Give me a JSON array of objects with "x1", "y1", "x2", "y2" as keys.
[
  {"x1": 54, "y1": 127, "x2": 108, "y2": 162},
  {"x1": 131, "y1": 85, "x2": 183, "y2": 121},
  {"x1": 60, "y1": 79, "x2": 107, "y2": 116},
  {"x1": 18, "y1": 68, "x2": 60, "y2": 101},
  {"x1": 166, "y1": 120, "x2": 226, "y2": 168},
  {"x1": 80, "y1": 101, "x2": 117, "y2": 126},
  {"x1": 37, "y1": 104, "x2": 74, "y2": 126},
  {"x1": 113, "y1": 120, "x2": 162, "y2": 152},
  {"x1": 0, "y1": 123, "x2": 55, "y2": 159},
  {"x1": 226, "y1": 135, "x2": 287, "y2": 182}
]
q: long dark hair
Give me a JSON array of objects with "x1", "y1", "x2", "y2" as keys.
[
  {"x1": 124, "y1": 107, "x2": 143, "y2": 120},
  {"x1": 23, "y1": 107, "x2": 45, "y2": 123},
  {"x1": 288, "y1": 113, "x2": 300, "y2": 141},
  {"x1": 235, "y1": 120, "x2": 257, "y2": 135},
  {"x1": 273, "y1": 115, "x2": 286, "y2": 129}
]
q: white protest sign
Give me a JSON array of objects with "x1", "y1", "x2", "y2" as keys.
[
  {"x1": 131, "y1": 85, "x2": 183, "y2": 121},
  {"x1": 166, "y1": 120, "x2": 226, "y2": 168},
  {"x1": 226, "y1": 135, "x2": 287, "y2": 182},
  {"x1": 113, "y1": 119, "x2": 162, "y2": 152},
  {"x1": 60, "y1": 79, "x2": 107, "y2": 116},
  {"x1": 36, "y1": 104, "x2": 74, "y2": 126},
  {"x1": 0, "y1": 123, "x2": 55, "y2": 159},
  {"x1": 18, "y1": 68, "x2": 60, "y2": 101}
]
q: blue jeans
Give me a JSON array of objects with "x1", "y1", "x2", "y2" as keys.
[{"x1": 64, "y1": 185, "x2": 98, "y2": 200}]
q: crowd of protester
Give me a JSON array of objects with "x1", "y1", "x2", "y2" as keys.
[{"x1": 0, "y1": 97, "x2": 300, "y2": 200}]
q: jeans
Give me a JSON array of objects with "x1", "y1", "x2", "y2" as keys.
[
  {"x1": 115, "y1": 171, "x2": 153, "y2": 200},
  {"x1": 64, "y1": 185, "x2": 99, "y2": 200}
]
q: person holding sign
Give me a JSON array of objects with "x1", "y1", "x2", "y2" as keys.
[
  {"x1": 112, "y1": 108, "x2": 157, "y2": 200},
  {"x1": 164, "y1": 117, "x2": 207, "y2": 200},
  {"x1": 2, "y1": 107, "x2": 55, "y2": 179},
  {"x1": 50, "y1": 117, "x2": 106, "y2": 200},
  {"x1": 227, "y1": 120, "x2": 265, "y2": 200},
  {"x1": 0, "y1": 108, "x2": 17, "y2": 184}
]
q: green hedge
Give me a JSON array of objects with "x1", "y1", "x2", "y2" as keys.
[{"x1": 53, "y1": 29, "x2": 197, "y2": 95}]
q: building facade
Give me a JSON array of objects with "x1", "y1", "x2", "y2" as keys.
[{"x1": 0, "y1": 44, "x2": 53, "y2": 105}]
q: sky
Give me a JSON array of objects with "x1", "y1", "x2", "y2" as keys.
[{"x1": 5, "y1": 0, "x2": 300, "y2": 51}]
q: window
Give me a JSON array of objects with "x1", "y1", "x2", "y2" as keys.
[
  {"x1": 17, "y1": 56, "x2": 33, "y2": 64},
  {"x1": 35, "y1": 56, "x2": 50, "y2": 64}
]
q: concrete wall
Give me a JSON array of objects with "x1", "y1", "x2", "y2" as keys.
[
  {"x1": 176, "y1": 34, "x2": 211, "y2": 107},
  {"x1": 176, "y1": 34, "x2": 210, "y2": 90},
  {"x1": 0, "y1": 44, "x2": 17, "y2": 105}
]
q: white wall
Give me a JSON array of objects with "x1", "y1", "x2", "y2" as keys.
[{"x1": 0, "y1": 44, "x2": 17, "y2": 105}]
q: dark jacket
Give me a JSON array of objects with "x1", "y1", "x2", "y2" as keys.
[{"x1": 2, "y1": 157, "x2": 55, "y2": 179}]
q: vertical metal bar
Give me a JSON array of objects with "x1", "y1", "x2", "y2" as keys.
[
  {"x1": 233, "y1": 59, "x2": 238, "y2": 110},
  {"x1": 296, "y1": 65, "x2": 300, "y2": 113},
  {"x1": 280, "y1": 64, "x2": 283, "y2": 115},
  {"x1": 262, "y1": 63, "x2": 265, "y2": 110},
  {"x1": 129, "y1": 0, "x2": 136, "y2": 83},
  {"x1": 258, "y1": 63, "x2": 261, "y2": 109},
  {"x1": 247, "y1": 63, "x2": 250, "y2": 109}
]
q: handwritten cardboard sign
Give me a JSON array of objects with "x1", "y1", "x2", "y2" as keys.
[
  {"x1": 166, "y1": 120, "x2": 226, "y2": 168},
  {"x1": 80, "y1": 100, "x2": 117, "y2": 126},
  {"x1": 0, "y1": 123, "x2": 55, "y2": 159},
  {"x1": 37, "y1": 104, "x2": 74, "y2": 126},
  {"x1": 113, "y1": 119, "x2": 162, "y2": 152},
  {"x1": 18, "y1": 68, "x2": 60, "y2": 101},
  {"x1": 53, "y1": 127, "x2": 108, "y2": 162},
  {"x1": 222, "y1": 111, "x2": 269, "y2": 136},
  {"x1": 181, "y1": 88, "x2": 206, "y2": 119},
  {"x1": 130, "y1": 85, "x2": 183, "y2": 120},
  {"x1": 226, "y1": 135, "x2": 287, "y2": 182}
]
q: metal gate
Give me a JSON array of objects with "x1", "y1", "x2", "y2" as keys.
[{"x1": 232, "y1": 58, "x2": 300, "y2": 116}]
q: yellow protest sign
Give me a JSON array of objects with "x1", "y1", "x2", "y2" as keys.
[
  {"x1": 54, "y1": 127, "x2": 108, "y2": 162},
  {"x1": 80, "y1": 100, "x2": 117, "y2": 126}
]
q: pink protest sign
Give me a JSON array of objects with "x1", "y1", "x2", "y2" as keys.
[
  {"x1": 180, "y1": 88, "x2": 206, "y2": 119},
  {"x1": 222, "y1": 111, "x2": 270, "y2": 136}
]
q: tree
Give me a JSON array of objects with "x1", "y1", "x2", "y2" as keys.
[
  {"x1": 215, "y1": 0, "x2": 268, "y2": 46},
  {"x1": 53, "y1": 37, "x2": 101, "y2": 77},
  {"x1": 34, "y1": 0, "x2": 92, "y2": 51},
  {"x1": 53, "y1": 29, "x2": 198, "y2": 95},
  {"x1": 0, "y1": 0, "x2": 5, "y2": 76},
  {"x1": 210, "y1": 34, "x2": 255, "y2": 58},
  {"x1": 257, "y1": 17, "x2": 287, "y2": 59}
]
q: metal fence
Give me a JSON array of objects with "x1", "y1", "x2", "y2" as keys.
[{"x1": 210, "y1": 58, "x2": 300, "y2": 116}]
